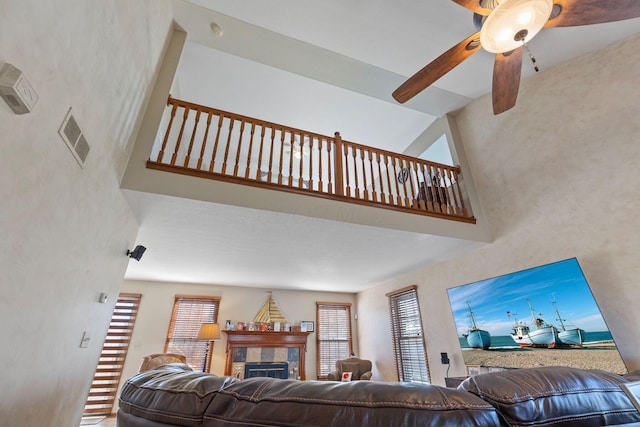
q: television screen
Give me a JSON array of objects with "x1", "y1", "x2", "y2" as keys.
[{"x1": 446, "y1": 258, "x2": 626, "y2": 374}]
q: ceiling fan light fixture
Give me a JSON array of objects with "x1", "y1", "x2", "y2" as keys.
[{"x1": 480, "y1": 0, "x2": 553, "y2": 53}]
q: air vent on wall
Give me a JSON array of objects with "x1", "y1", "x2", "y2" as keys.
[{"x1": 58, "y1": 108, "x2": 90, "y2": 168}]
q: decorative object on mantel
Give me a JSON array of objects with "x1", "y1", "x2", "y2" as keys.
[
  {"x1": 253, "y1": 292, "x2": 288, "y2": 327},
  {"x1": 300, "y1": 321, "x2": 314, "y2": 332}
]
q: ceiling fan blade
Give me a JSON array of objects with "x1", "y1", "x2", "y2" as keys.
[
  {"x1": 492, "y1": 47, "x2": 523, "y2": 115},
  {"x1": 393, "y1": 32, "x2": 481, "y2": 104},
  {"x1": 546, "y1": 0, "x2": 640, "y2": 27},
  {"x1": 450, "y1": 0, "x2": 492, "y2": 15}
]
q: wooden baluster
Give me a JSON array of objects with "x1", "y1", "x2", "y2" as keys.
[
  {"x1": 244, "y1": 123, "x2": 256, "y2": 179},
  {"x1": 333, "y1": 132, "x2": 344, "y2": 196},
  {"x1": 434, "y1": 166, "x2": 447, "y2": 213},
  {"x1": 234, "y1": 121, "x2": 246, "y2": 177},
  {"x1": 221, "y1": 118, "x2": 235, "y2": 175},
  {"x1": 317, "y1": 137, "x2": 324, "y2": 193},
  {"x1": 209, "y1": 114, "x2": 224, "y2": 173},
  {"x1": 358, "y1": 149, "x2": 367, "y2": 200},
  {"x1": 442, "y1": 167, "x2": 457, "y2": 215},
  {"x1": 267, "y1": 127, "x2": 276, "y2": 182},
  {"x1": 297, "y1": 135, "x2": 304, "y2": 189},
  {"x1": 184, "y1": 109, "x2": 201, "y2": 168},
  {"x1": 158, "y1": 102, "x2": 177, "y2": 163},
  {"x1": 392, "y1": 158, "x2": 403, "y2": 205},
  {"x1": 287, "y1": 133, "x2": 295, "y2": 187},
  {"x1": 418, "y1": 163, "x2": 429, "y2": 211},
  {"x1": 277, "y1": 131, "x2": 285, "y2": 185},
  {"x1": 256, "y1": 126, "x2": 266, "y2": 180},
  {"x1": 307, "y1": 136, "x2": 314, "y2": 190},
  {"x1": 453, "y1": 166, "x2": 469, "y2": 217},
  {"x1": 375, "y1": 153, "x2": 384, "y2": 203},
  {"x1": 407, "y1": 160, "x2": 418, "y2": 208},
  {"x1": 327, "y1": 138, "x2": 334, "y2": 194},
  {"x1": 343, "y1": 145, "x2": 352, "y2": 197},
  {"x1": 197, "y1": 112, "x2": 212, "y2": 170},
  {"x1": 171, "y1": 107, "x2": 190, "y2": 166},
  {"x1": 425, "y1": 164, "x2": 435, "y2": 212},
  {"x1": 400, "y1": 159, "x2": 411, "y2": 207},
  {"x1": 382, "y1": 154, "x2": 394, "y2": 205},
  {"x1": 368, "y1": 150, "x2": 377, "y2": 202},
  {"x1": 351, "y1": 146, "x2": 360, "y2": 199}
]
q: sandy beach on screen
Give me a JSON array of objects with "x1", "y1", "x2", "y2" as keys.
[{"x1": 461, "y1": 342, "x2": 627, "y2": 374}]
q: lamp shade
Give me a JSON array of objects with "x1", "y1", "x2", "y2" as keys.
[
  {"x1": 480, "y1": 0, "x2": 553, "y2": 53},
  {"x1": 197, "y1": 323, "x2": 221, "y2": 340}
]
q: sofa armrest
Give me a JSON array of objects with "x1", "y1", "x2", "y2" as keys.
[
  {"x1": 327, "y1": 371, "x2": 340, "y2": 381},
  {"x1": 360, "y1": 371, "x2": 373, "y2": 380}
]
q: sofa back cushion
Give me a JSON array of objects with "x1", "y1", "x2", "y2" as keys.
[
  {"x1": 118, "y1": 364, "x2": 238, "y2": 427},
  {"x1": 203, "y1": 377, "x2": 502, "y2": 427},
  {"x1": 460, "y1": 366, "x2": 640, "y2": 427}
]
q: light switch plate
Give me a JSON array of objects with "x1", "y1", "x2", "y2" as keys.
[{"x1": 80, "y1": 331, "x2": 91, "y2": 348}]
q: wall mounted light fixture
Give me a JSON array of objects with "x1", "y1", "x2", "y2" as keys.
[{"x1": 127, "y1": 245, "x2": 146, "y2": 261}]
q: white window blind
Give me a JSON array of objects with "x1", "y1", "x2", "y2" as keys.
[
  {"x1": 387, "y1": 285, "x2": 430, "y2": 383},
  {"x1": 165, "y1": 295, "x2": 220, "y2": 371},
  {"x1": 316, "y1": 302, "x2": 352, "y2": 379}
]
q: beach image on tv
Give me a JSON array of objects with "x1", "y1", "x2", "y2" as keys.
[{"x1": 446, "y1": 258, "x2": 626, "y2": 374}]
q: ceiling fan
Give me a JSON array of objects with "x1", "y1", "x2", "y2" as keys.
[{"x1": 392, "y1": 0, "x2": 640, "y2": 114}]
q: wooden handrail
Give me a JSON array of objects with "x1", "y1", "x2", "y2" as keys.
[{"x1": 146, "y1": 96, "x2": 474, "y2": 223}]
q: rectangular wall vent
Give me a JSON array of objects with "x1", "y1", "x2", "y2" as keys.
[{"x1": 59, "y1": 108, "x2": 90, "y2": 167}]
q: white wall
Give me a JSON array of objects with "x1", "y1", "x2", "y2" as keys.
[
  {"x1": 357, "y1": 34, "x2": 640, "y2": 386},
  {"x1": 0, "y1": 1, "x2": 173, "y2": 426},
  {"x1": 117, "y1": 280, "x2": 358, "y2": 409}
]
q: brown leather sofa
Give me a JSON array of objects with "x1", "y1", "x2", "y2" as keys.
[{"x1": 117, "y1": 364, "x2": 640, "y2": 427}]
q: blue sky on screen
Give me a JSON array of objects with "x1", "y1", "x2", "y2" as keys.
[{"x1": 447, "y1": 258, "x2": 609, "y2": 336}]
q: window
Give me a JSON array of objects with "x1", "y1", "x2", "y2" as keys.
[
  {"x1": 387, "y1": 285, "x2": 430, "y2": 383},
  {"x1": 83, "y1": 293, "x2": 141, "y2": 417},
  {"x1": 165, "y1": 295, "x2": 220, "y2": 371},
  {"x1": 316, "y1": 302, "x2": 352, "y2": 379}
]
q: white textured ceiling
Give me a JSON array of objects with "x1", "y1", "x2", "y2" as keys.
[{"x1": 123, "y1": 0, "x2": 640, "y2": 292}]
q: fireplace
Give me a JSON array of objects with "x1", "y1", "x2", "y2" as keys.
[
  {"x1": 244, "y1": 362, "x2": 289, "y2": 379},
  {"x1": 223, "y1": 331, "x2": 310, "y2": 380}
]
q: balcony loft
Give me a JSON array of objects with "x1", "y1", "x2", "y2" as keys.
[
  {"x1": 122, "y1": 92, "x2": 490, "y2": 244},
  {"x1": 146, "y1": 96, "x2": 474, "y2": 224},
  {"x1": 146, "y1": 94, "x2": 475, "y2": 217}
]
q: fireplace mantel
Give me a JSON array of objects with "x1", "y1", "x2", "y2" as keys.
[{"x1": 223, "y1": 331, "x2": 311, "y2": 380}]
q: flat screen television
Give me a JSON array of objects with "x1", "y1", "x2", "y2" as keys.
[{"x1": 446, "y1": 258, "x2": 626, "y2": 374}]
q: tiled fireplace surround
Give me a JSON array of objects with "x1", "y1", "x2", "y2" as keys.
[
  {"x1": 231, "y1": 347, "x2": 300, "y2": 379},
  {"x1": 223, "y1": 331, "x2": 311, "y2": 380}
]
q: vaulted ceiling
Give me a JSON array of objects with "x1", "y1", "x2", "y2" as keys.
[{"x1": 123, "y1": 0, "x2": 640, "y2": 292}]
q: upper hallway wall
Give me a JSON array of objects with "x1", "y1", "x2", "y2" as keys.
[{"x1": 0, "y1": 1, "x2": 174, "y2": 426}]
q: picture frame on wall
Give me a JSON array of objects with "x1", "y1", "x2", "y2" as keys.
[{"x1": 300, "y1": 321, "x2": 314, "y2": 332}]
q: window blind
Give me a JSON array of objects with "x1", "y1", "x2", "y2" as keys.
[
  {"x1": 316, "y1": 302, "x2": 352, "y2": 379},
  {"x1": 387, "y1": 285, "x2": 430, "y2": 383},
  {"x1": 83, "y1": 293, "x2": 141, "y2": 416},
  {"x1": 165, "y1": 295, "x2": 220, "y2": 371}
]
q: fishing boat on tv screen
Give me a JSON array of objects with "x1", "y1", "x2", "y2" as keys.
[{"x1": 446, "y1": 258, "x2": 626, "y2": 373}]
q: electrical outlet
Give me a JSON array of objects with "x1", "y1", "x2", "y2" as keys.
[{"x1": 80, "y1": 331, "x2": 91, "y2": 348}]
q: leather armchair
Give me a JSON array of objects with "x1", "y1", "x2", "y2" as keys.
[
  {"x1": 138, "y1": 353, "x2": 187, "y2": 372},
  {"x1": 327, "y1": 357, "x2": 373, "y2": 381}
]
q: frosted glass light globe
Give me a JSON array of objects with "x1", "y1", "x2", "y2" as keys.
[{"x1": 480, "y1": 0, "x2": 553, "y2": 53}]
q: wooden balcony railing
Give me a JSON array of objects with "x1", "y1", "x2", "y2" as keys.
[{"x1": 146, "y1": 97, "x2": 475, "y2": 223}]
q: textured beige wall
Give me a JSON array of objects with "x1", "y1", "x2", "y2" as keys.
[
  {"x1": 358, "y1": 34, "x2": 640, "y2": 386},
  {"x1": 119, "y1": 280, "x2": 357, "y2": 402},
  {"x1": 0, "y1": 1, "x2": 173, "y2": 426}
]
